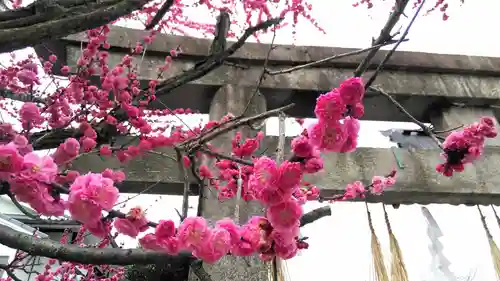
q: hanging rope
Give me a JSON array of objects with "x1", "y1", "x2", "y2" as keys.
[
  {"x1": 382, "y1": 204, "x2": 408, "y2": 281},
  {"x1": 477, "y1": 205, "x2": 500, "y2": 280},
  {"x1": 366, "y1": 202, "x2": 389, "y2": 281}
]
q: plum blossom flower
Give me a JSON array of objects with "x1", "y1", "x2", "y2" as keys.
[
  {"x1": 314, "y1": 89, "x2": 346, "y2": 121},
  {"x1": 177, "y1": 216, "x2": 210, "y2": 250},
  {"x1": 308, "y1": 121, "x2": 347, "y2": 152},
  {"x1": 67, "y1": 173, "x2": 119, "y2": 227},
  {"x1": 20, "y1": 152, "x2": 58, "y2": 183},
  {"x1": 0, "y1": 143, "x2": 23, "y2": 180},
  {"x1": 156, "y1": 219, "x2": 176, "y2": 241},
  {"x1": 266, "y1": 199, "x2": 302, "y2": 231},
  {"x1": 192, "y1": 228, "x2": 231, "y2": 263},
  {"x1": 338, "y1": 77, "x2": 364, "y2": 105},
  {"x1": 344, "y1": 181, "x2": 365, "y2": 199},
  {"x1": 113, "y1": 207, "x2": 149, "y2": 238},
  {"x1": 139, "y1": 234, "x2": 164, "y2": 251}
]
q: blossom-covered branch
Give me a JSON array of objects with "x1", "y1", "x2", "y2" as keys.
[
  {"x1": 0, "y1": 2, "x2": 483, "y2": 281},
  {"x1": 0, "y1": 223, "x2": 191, "y2": 265},
  {"x1": 0, "y1": 205, "x2": 332, "y2": 265}
]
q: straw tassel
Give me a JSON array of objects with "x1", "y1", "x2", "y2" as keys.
[
  {"x1": 477, "y1": 205, "x2": 500, "y2": 280},
  {"x1": 366, "y1": 202, "x2": 389, "y2": 281},
  {"x1": 382, "y1": 204, "x2": 408, "y2": 281}
]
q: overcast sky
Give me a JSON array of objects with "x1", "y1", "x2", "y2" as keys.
[{"x1": 1, "y1": 0, "x2": 500, "y2": 280}]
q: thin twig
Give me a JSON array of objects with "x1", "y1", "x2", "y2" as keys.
[
  {"x1": 353, "y1": 0, "x2": 410, "y2": 77},
  {"x1": 0, "y1": 264, "x2": 23, "y2": 281},
  {"x1": 144, "y1": 0, "x2": 174, "y2": 30},
  {"x1": 369, "y1": 86, "x2": 442, "y2": 149},
  {"x1": 176, "y1": 148, "x2": 190, "y2": 221},
  {"x1": 7, "y1": 191, "x2": 39, "y2": 219},
  {"x1": 113, "y1": 180, "x2": 163, "y2": 207},
  {"x1": 364, "y1": 0, "x2": 426, "y2": 89},
  {"x1": 267, "y1": 39, "x2": 408, "y2": 76},
  {"x1": 185, "y1": 104, "x2": 294, "y2": 153},
  {"x1": 433, "y1": 124, "x2": 464, "y2": 134},
  {"x1": 242, "y1": 28, "x2": 278, "y2": 116},
  {"x1": 198, "y1": 147, "x2": 253, "y2": 166}
]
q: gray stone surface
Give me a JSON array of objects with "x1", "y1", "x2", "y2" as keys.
[
  {"x1": 189, "y1": 85, "x2": 270, "y2": 281},
  {"x1": 62, "y1": 26, "x2": 500, "y2": 75},
  {"x1": 32, "y1": 26, "x2": 500, "y2": 208},
  {"x1": 70, "y1": 135, "x2": 500, "y2": 205},
  {"x1": 35, "y1": 29, "x2": 500, "y2": 122}
]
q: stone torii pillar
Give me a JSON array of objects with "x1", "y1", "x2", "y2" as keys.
[{"x1": 190, "y1": 84, "x2": 271, "y2": 281}]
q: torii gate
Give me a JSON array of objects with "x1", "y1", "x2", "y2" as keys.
[{"x1": 34, "y1": 24, "x2": 500, "y2": 281}]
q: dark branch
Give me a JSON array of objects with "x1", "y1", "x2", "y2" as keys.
[
  {"x1": 0, "y1": 264, "x2": 23, "y2": 281},
  {"x1": 0, "y1": 89, "x2": 46, "y2": 103},
  {"x1": 208, "y1": 10, "x2": 230, "y2": 56},
  {"x1": 0, "y1": 205, "x2": 330, "y2": 265},
  {"x1": 144, "y1": 0, "x2": 173, "y2": 30},
  {"x1": 190, "y1": 260, "x2": 212, "y2": 281},
  {"x1": 353, "y1": 0, "x2": 410, "y2": 77},
  {"x1": 7, "y1": 191, "x2": 40, "y2": 219},
  {"x1": 0, "y1": 0, "x2": 150, "y2": 53},
  {"x1": 300, "y1": 206, "x2": 331, "y2": 227},
  {"x1": 154, "y1": 17, "x2": 283, "y2": 96},
  {"x1": 0, "y1": 223, "x2": 191, "y2": 265},
  {"x1": 364, "y1": 0, "x2": 425, "y2": 89},
  {"x1": 184, "y1": 104, "x2": 294, "y2": 153}
]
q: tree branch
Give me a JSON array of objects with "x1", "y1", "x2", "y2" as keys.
[
  {"x1": 0, "y1": 264, "x2": 23, "y2": 281},
  {"x1": 208, "y1": 10, "x2": 230, "y2": 56},
  {"x1": 144, "y1": 0, "x2": 173, "y2": 30},
  {"x1": 190, "y1": 259, "x2": 213, "y2": 281},
  {"x1": 0, "y1": 205, "x2": 330, "y2": 266},
  {"x1": 364, "y1": 0, "x2": 425, "y2": 89},
  {"x1": 266, "y1": 39, "x2": 408, "y2": 76},
  {"x1": 7, "y1": 191, "x2": 40, "y2": 219},
  {"x1": 299, "y1": 206, "x2": 331, "y2": 227},
  {"x1": 353, "y1": 0, "x2": 410, "y2": 77},
  {"x1": 183, "y1": 104, "x2": 294, "y2": 153},
  {"x1": 0, "y1": 89, "x2": 46, "y2": 103},
  {"x1": 154, "y1": 17, "x2": 283, "y2": 96},
  {"x1": 0, "y1": 223, "x2": 191, "y2": 265},
  {"x1": 0, "y1": 0, "x2": 150, "y2": 53}
]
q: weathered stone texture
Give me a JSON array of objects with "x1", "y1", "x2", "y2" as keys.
[
  {"x1": 189, "y1": 85, "x2": 270, "y2": 281},
  {"x1": 63, "y1": 26, "x2": 500, "y2": 75},
  {"x1": 35, "y1": 26, "x2": 500, "y2": 208},
  {"x1": 36, "y1": 26, "x2": 500, "y2": 122},
  {"x1": 70, "y1": 135, "x2": 500, "y2": 205}
]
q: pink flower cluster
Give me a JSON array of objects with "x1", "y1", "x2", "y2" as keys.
[
  {"x1": 308, "y1": 77, "x2": 364, "y2": 152},
  {"x1": 68, "y1": 173, "x2": 119, "y2": 232},
  {"x1": 342, "y1": 172, "x2": 397, "y2": 200},
  {"x1": 0, "y1": 137, "x2": 66, "y2": 216},
  {"x1": 139, "y1": 215, "x2": 308, "y2": 263},
  {"x1": 1, "y1": 34, "x2": 492, "y2": 267},
  {"x1": 437, "y1": 116, "x2": 498, "y2": 176}
]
